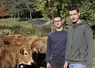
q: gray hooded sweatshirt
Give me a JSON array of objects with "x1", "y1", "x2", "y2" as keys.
[{"x1": 66, "y1": 20, "x2": 94, "y2": 68}]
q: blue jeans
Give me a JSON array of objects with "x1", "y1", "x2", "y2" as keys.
[{"x1": 69, "y1": 64, "x2": 87, "y2": 68}]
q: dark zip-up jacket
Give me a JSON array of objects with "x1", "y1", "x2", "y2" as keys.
[{"x1": 66, "y1": 20, "x2": 94, "y2": 68}]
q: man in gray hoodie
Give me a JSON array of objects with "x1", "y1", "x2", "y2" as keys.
[{"x1": 64, "y1": 5, "x2": 94, "y2": 68}]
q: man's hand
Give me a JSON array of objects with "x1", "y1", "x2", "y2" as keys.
[
  {"x1": 47, "y1": 63, "x2": 51, "y2": 68},
  {"x1": 64, "y1": 61, "x2": 68, "y2": 68}
]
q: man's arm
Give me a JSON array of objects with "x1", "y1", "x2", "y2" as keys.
[
  {"x1": 84, "y1": 24, "x2": 94, "y2": 68},
  {"x1": 46, "y1": 35, "x2": 52, "y2": 63},
  {"x1": 64, "y1": 31, "x2": 69, "y2": 68}
]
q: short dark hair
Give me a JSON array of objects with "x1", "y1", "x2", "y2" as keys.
[
  {"x1": 67, "y1": 5, "x2": 79, "y2": 12},
  {"x1": 53, "y1": 14, "x2": 61, "y2": 18},
  {"x1": 53, "y1": 14, "x2": 62, "y2": 20}
]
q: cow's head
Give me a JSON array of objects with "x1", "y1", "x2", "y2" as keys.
[
  {"x1": 31, "y1": 37, "x2": 47, "y2": 53},
  {"x1": 18, "y1": 43, "x2": 34, "y2": 65}
]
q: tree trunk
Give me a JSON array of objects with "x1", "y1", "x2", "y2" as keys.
[
  {"x1": 29, "y1": 10, "x2": 32, "y2": 20},
  {"x1": 17, "y1": 12, "x2": 20, "y2": 18}
]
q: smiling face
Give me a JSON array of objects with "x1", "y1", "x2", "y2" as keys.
[
  {"x1": 53, "y1": 17, "x2": 63, "y2": 29},
  {"x1": 69, "y1": 10, "x2": 80, "y2": 23}
]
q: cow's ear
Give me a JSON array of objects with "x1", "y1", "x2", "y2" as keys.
[{"x1": 20, "y1": 49, "x2": 24, "y2": 55}]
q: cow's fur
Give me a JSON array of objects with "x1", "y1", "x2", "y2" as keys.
[
  {"x1": 30, "y1": 37, "x2": 47, "y2": 53},
  {"x1": 2, "y1": 34, "x2": 25, "y2": 46},
  {"x1": 30, "y1": 37, "x2": 47, "y2": 68},
  {"x1": 0, "y1": 42, "x2": 33, "y2": 68},
  {"x1": 0, "y1": 35, "x2": 47, "y2": 68}
]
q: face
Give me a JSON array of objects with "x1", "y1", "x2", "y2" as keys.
[
  {"x1": 54, "y1": 17, "x2": 63, "y2": 29},
  {"x1": 19, "y1": 44, "x2": 33, "y2": 65},
  {"x1": 69, "y1": 10, "x2": 80, "y2": 23}
]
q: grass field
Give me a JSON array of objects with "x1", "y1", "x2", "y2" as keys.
[{"x1": 0, "y1": 18, "x2": 51, "y2": 36}]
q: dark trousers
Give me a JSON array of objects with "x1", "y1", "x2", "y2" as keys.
[{"x1": 50, "y1": 58, "x2": 65, "y2": 68}]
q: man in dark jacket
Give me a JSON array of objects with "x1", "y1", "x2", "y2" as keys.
[
  {"x1": 64, "y1": 5, "x2": 94, "y2": 68},
  {"x1": 46, "y1": 15, "x2": 67, "y2": 68}
]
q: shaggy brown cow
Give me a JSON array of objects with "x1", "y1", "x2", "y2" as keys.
[
  {"x1": 22, "y1": 36, "x2": 47, "y2": 68},
  {"x1": 0, "y1": 35, "x2": 47, "y2": 68},
  {"x1": 39, "y1": 37, "x2": 47, "y2": 53},
  {"x1": 0, "y1": 42, "x2": 33, "y2": 68},
  {"x1": 30, "y1": 36, "x2": 47, "y2": 53},
  {"x1": 1, "y1": 34, "x2": 25, "y2": 46},
  {"x1": 29, "y1": 37, "x2": 47, "y2": 68},
  {"x1": 24, "y1": 36, "x2": 40, "y2": 45},
  {"x1": 0, "y1": 35, "x2": 47, "y2": 53}
]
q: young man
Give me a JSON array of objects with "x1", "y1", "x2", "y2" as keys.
[
  {"x1": 46, "y1": 15, "x2": 67, "y2": 68},
  {"x1": 64, "y1": 6, "x2": 94, "y2": 68}
]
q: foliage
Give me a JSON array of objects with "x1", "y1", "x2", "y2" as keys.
[
  {"x1": 79, "y1": 0, "x2": 95, "y2": 24},
  {"x1": 0, "y1": 0, "x2": 8, "y2": 16},
  {"x1": 34, "y1": 0, "x2": 95, "y2": 24},
  {"x1": 7, "y1": 0, "x2": 95, "y2": 24},
  {"x1": 8, "y1": 0, "x2": 36, "y2": 19},
  {"x1": 65, "y1": 0, "x2": 95, "y2": 24},
  {"x1": 35, "y1": 0, "x2": 67, "y2": 19}
]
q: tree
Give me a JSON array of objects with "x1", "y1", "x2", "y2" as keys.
[
  {"x1": 8, "y1": 0, "x2": 36, "y2": 19},
  {"x1": 0, "y1": 0, "x2": 8, "y2": 17},
  {"x1": 8, "y1": 0, "x2": 19, "y2": 18},
  {"x1": 35, "y1": 0, "x2": 67, "y2": 19}
]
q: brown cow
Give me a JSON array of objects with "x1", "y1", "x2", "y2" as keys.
[
  {"x1": 30, "y1": 36, "x2": 47, "y2": 53},
  {"x1": 23, "y1": 36, "x2": 47, "y2": 68},
  {"x1": 29, "y1": 37, "x2": 47, "y2": 68},
  {"x1": 24, "y1": 36, "x2": 40, "y2": 45},
  {"x1": 39, "y1": 37, "x2": 47, "y2": 53},
  {"x1": 0, "y1": 41, "x2": 33, "y2": 68},
  {"x1": 0, "y1": 35, "x2": 47, "y2": 68},
  {"x1": 1, "y1": 35, "x2": 47, "y2": 53},
  {"x1": 1, "y1": 34, "x2": 25, "y2": 46}
]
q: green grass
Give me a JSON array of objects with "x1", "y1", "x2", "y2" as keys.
[
  {"x1": 0, "y1": 18, "x2": 51, "y2": 36},
  {"x1": 0, "y1": 18, "x2": 36, "y2": 28}
]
